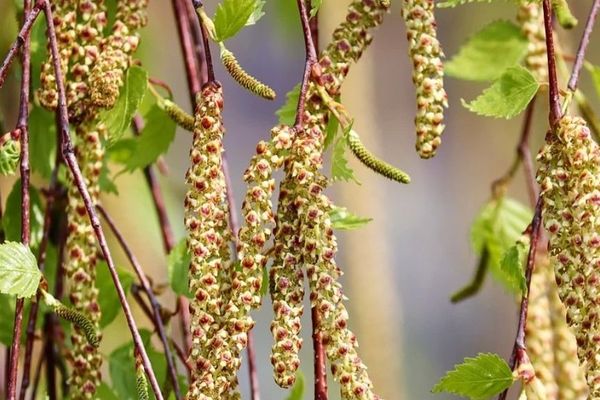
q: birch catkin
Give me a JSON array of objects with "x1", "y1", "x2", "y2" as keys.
[
  {"x1": 184, "y1": 84, "x2": 233, "y2": 399},
  {"x1": 537, "y1": 116, "x2": 600, "y2": 397},
  {"x1": 401, "y1": 0, "x2": 447, "y2": 159},
  {"x1": 517, "y1": 1, "x2": 547, "y2": 84}
]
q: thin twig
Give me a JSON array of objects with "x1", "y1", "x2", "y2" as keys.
[
  {"x1": 96, "y1": 205, "x2": 182, "y2": 400},
  {"x1": 192, "y1": 5, "x2": 215, "y2": 83},
  {"x1": 497, "y1": 198, "x2": 543, "y2": 400},
  {"x1": 7, "y1": 0, "x2": 32, "y2": 396},
  {"x1": 42, "y1": 2, "x2": 164, "y2": 398},
  {"x1": 542, "y1": 0, "x2": 562, "y2": 124},
  {"x1": 0, "y1": 0, "x2": 42, "y2": 89},
  {"x1": 170, "y1": 0, "x2": 201, "y2": 103},
  {"x1": 295, "y1": 0, "x2": 318, "y2": 128},
  {"x1": 567, "y1": 0, "x2": 600, "y2": 91}
]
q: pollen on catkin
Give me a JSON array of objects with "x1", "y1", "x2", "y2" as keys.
[
  {"x1": 537, "y1": 116, "x2": 600, "y2": 397},
  {"x1": 347, "y1": 130, "x2": 411, "y2": 184},
  {"x1": 517, "y1": 2, "x2": 548, "y2": 84},
  {"x1": 184, "y1": 83, "x2": 233, "y2": 400},
  {"x1": 163, "y1": 99, "x2": 196, "y2": 131},
  {"x1": 401, "y1": 0, "x2": 447, "y2": 159},
  {"x1": 221, "y1": 49, "x2": 276, "y2": 100}
]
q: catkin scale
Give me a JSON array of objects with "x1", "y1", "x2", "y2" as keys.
[
  {"x1": 347, "y1": 131, "x2": 411, "y2": 184},
  {"x1": 401, "y1": 0, "x2": 447, "y2": 159},
  {"x1": 221, "y1": 49, "x2": 276, "y2": 100},
  {"x1": 537, "y1": 116, "x2": 600, "y2": 397}
]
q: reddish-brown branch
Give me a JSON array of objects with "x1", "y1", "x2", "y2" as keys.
[
  {"x1": 7, "y1": 1, "x2": 32, "y2": 397},
  {"x1": 567, "y1": 0, "x2": 600, "y2": 91},
  {"x1": 0, "y1": 0, "x2": 42, "y2": 89},
  {"x1": 42, "y1": 2, "x2": 164, "y2": 398},
  {"x1": 96, "y1": 205, "x2": 182, "y2": 400},
  {"x1": 498, "y1": 198, "x2": 543, "y2": 400},
  {"x1": 191, "y1": 3, "x2": 215, "y2": 84},
  {"x1": 170, "y1": 0, "x2": 201, "y2": 103},
  {"x1": 542, "y1": 0, "x2": 562, "y2": 125},
  {"x1": 295, "y1": 0, "x2": 318, "y2": 128}
]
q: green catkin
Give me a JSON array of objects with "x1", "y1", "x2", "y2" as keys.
[
  {"x1": 347, "y1": 131, "x2": 411, "y2": 184},
  {"x1": 220, "y1": 49, "x2": 276, "y2": 100},
  {"x1": 537, "y1": 116, "x2": 600, "y2": 397},
  {"x1": 136, "y1": 362, "x2": 149, "y2": 400},
  {"x1": 517, "y1": 1, "x2": 548, "y2": 84},
  {"x1": 401, "y1": 0, "x2": 447, "y2": 159},
  {"x1": 552, "y1": 0, "x2": 578, "y2": 29},
  {"x1": 53, "y1": 303, "x2": 100, "y2": 348},
  {"x1": 163, "y1": 99, "x2": 196, "y2": 131}
]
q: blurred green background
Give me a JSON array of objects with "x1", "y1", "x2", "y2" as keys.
[{"x1": 1, "y1": 0, "x2": 600, "y2": 399}]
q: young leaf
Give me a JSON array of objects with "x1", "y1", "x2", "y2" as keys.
[
  {"x1": 3, "y1": 180, "x2": 45, "y2": 247},
  {"x1": 97, "y1": 262, "x2": 134, "y2": 328},
  {"x1": 285, "y1": 371, "x2": 305, "y2": 400},
  {"x1": 109, "y1": 329, "x2": 167, "y2": 400},
  {"x1": 0, "y1": 294, "x2": 16, "y2": 345},
  {"x1": 310, "y1": 0, "x2": 322, "y2": 17},
  {"x1": 446, "y1": 20, "x2": 527, "y2": 82},
  {"x1": 0, "y1": 242, "x2": 41, "y2": 298},
  {"x1": 276, "y1": 83, "x2": 300, "y2": 125},
  {"x1": 324, "y1": 110, "x2": 340, "y2": 150},
  {"x1": 331, "y1": 137, "x2": 360, "y2": 184},
  {"x1": 330, "y1": 206, "x2": 372, "y2": 230},
  {"x1": 213, "y1": 0, "x2": 259, "y2": 42},
  {"x1": 125, "y1": 104, "x2": 177, "y2": 170},
  {"x1": 500, "y1": 240, "x2": 527, "y2": 295},
  {"x1": 101, "y1": 66, "x2": 148, "y2": 141},
  {"x1": 29, "y1": 105, "x2": 57, "y2": 179},
  {"x1": 470, "y1": 197, "x2": 532, "y2": 293},
  {"x1": 246, "y1": 0, "x2": 265, "y2": 26},
  {"x1": 96, "y1": 383, "x2": 120, "y2": 400},
  {"x1": 462, "y1": 66, "x2": 539, "y2": 119},
  {"x1": 0, "y1": 140, "x2": 20, "y2": 176},
  {"x1": 167, "y1": 238, "x2": 192, "y2": 298},
  {"x1": 432, "y1": 353, "x2": 515, "y2": 399}
]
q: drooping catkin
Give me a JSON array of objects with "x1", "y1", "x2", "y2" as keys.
[
  {"x1": 517, "y1": 2, "x2": 547, "y2": 84},
  {"x1": 265, "y1": 128, "x2": 305, "y2": 388},
  {"x1": 136, "y1": 356, "x2": 150, "y2": 400},
  {"x1": 184, "y1": 83, "x2": 233, "y2": 400},
  {"x1": 347, "y1": 130, "x2": 411, "y2": 184},
  {"x1": 537, "y1": 116, "x2": 600, "y2": 397},
  {"x1": 401, "y1": 0, "x2": 447, "y2": 159},
  {"x1": 64, "y1": 121, "x2": 106, "y2": 399},
  {"x1": 163, "y1": 99, "x2": 196, "y2": 131},
  {"x1": 269, "y1": 0, "x2": 390, "y2": 397},
  {"x1": 221, "y1": 49, "x2": 276, "y2": 100}
]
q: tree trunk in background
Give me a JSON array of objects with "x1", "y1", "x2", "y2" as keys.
[{"x1": 321, "y1": 2, "x2": 406, "y2": 399}]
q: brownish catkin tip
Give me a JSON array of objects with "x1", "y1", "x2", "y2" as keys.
[{"x1": 221, "y1": 50, "x2": 276, "y2": 100}]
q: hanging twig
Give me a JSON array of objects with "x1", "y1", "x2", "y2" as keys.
[
  {"x1": 96, "y1": 205, "x2": 182, "y2": 400},
  {"x1": 7, "y1": 0, "x2": 32, "y2": 396},
  {"x1": 567, "y1": 0, "x2": 600, "y2": 91},
  {"x1": 542, "y1": 0, "x2": 562, "y2": 124},
  {"x1": 41, "y1": 2, "x2": 164, "y2": 398}
]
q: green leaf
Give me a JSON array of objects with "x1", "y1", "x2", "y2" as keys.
[
  {"x1": 462, "y1": 66, "x2": 539, "y2": 119},
  {"x1": 2, "y1": 180, "x2": 44, "y2": 247},
  {"x1": 446, "y1": 21, "x2": 527, "y2": 82},
  {"x1": 324, "y1": 110, "x2": 340, "y2": 150},
  {"x1": 101, "y1": 66, "x2": 148, "y2": 141},
  {"x1": 0, "y1": 242, "x2": 41, "y2": 298},
  {"x1": 0, "y1": 140, "x2": 20, "y2": 176},
  {"x1": 437, "y1": 0, "x2": 495, "y2": 8},
  {"x1": 0, "y1": 294, "x2": 16, "y2": 344},
  {"x1": 97, "y1": 383, "x2": 120, "y2": 400},
  {"x1": 29, "y1": 105, "x2": 57, "y2": 179},
  {"x1": 470, "y1": 197, "x2": 532, "y2": 292},
  {"x1": 213, "y1": 0, "x2": 258, "y2": 42},
  {"x1": 97, "y1": 262, "x2": 134, "y2": 328},
  {"x1": 125, "y1": 104, "x2": 177, "y2": 170},
  {"x1": 167, "y1": 239, "x2": 192, "y2": 298},
  {"x1": 310, "y1": 0, "x2": 322, "y2": 17},
  {"x1": 330, "y1": 206, "x2": 372, "y2": 230},
  {"x1": 99, "y1": 159, "x2": 119, "y2": 195},
  {"x1": 331, "y1": 137, "x2": 360, "y2": 184},
  {"x1": 586, "y1": 63, "x2": 600, "y2": 100},
  {"x1": 500, "y1": 241, "x2": 527, "y2": 295},
  {"x1": 433, "y1": 353, "x2": 514, "y2": 399},
  {"x1": 276, "y1": 83, "x2": 300, "y2": 125},
  {"x1": 246, "y1": 0, "x2": 265, "y2": 25},
  {"x1": 109, "y1": 329, "x2": 166, "y2": 400},
  {"x1": 286, "y1": 371, "x2": 305, "y2": 400}
]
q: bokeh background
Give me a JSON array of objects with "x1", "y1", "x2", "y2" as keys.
[{"x1": 1, "y1": 0, "x2": 600, "y2": 399}]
